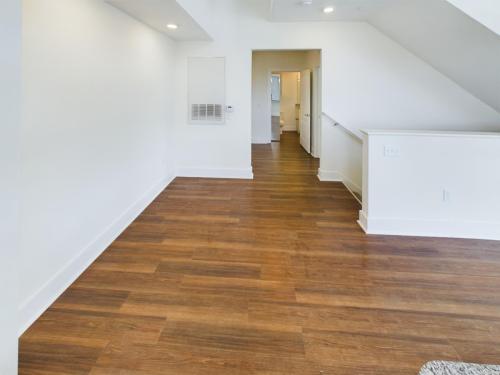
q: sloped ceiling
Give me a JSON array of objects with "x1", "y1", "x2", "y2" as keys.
[
  {"x1": 268, "y1": 0, "x2": 500, "y2": 114},
  {"x1": 447, "y1": 0, "x2": 500, "y2": 36},
  {"x1": 175, "y1": 0, "x2": 216, "y2": 37},
  {"x1": 369, "y1": 0, "x2": 500, "y2": 113},
  {"x1": 106, "y1": 0, "x2": 211, "y2": 41}
]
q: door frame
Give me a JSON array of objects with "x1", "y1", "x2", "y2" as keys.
[
  {"x1": 299, "y1": 68, "x2": 312, "y2": 154},
  {"x1": 252, "y1": 49, "x2": 323, "y2": 157},
  {"x1": 265, "y1": 67, "x2": 322, "y2": 156},
  {"x1": 266, "y1": 68, "x2": 304, "y2": 142},
  {"x1": 311, "y1": 66, "x2": 322, "y2": 158}
]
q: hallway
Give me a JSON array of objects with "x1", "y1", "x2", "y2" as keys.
[{"x1": 19, "y1": 133, "x2": 500, "y2": 374}]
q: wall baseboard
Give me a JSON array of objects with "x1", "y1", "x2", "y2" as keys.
[
  {"x1": 317, "y1": 168, "x2": 343, "y2": 182},
  {"x1": 251, "y1": 138, "x2": 270, "y2": 144},
  {"x1": 317, "y1": 169, "x2": 362, "y2": 203},
  {"x1": 282, "y1": 125, "x2": 297, "y2": 132},
  {"x1": 18, "y1": 174, "x2": 175, "y2": 336},
  {"x1": 358, "y1": 212, "x2": 500, "y2": 241},
  {"x1": 177, "y1": 167, "x2": 254, "y2": 179},
  {"x1": 341, "y1": 176, "x2": 362, "y2": 197},
  {"x1": 358, "y1": 210, "x2": 368, "y2": 232}
]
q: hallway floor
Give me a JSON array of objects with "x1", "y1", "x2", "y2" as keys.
[{"x1": 20, "y1": 133, "x2": 500, "y2": 374}]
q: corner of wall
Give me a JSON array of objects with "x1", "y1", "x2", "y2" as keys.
[{"x1": 18, "y1": 173, "x2": 175, "y2": 336}]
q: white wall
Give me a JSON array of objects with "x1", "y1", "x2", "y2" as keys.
[
  {"x1": 174, "y1": 0, "x2": 500, "y2": 179},
  {"x1": 370, "y1": 0, "x2": 500, "y2": 113},
  {"x1": 280, "y1": 72, "x2": 300, "y2": 131},
  {"x1": 0, "y1": 1, "x2": 20, "y2": 372},
  {"x1": 319, "y1": 120, "x2": 363, "y2": 197},
  {"x1": 20, "y1": 0, "x2": 176, "y2": 334},
  {"x1": 174, "y1": 41, "x2": 254, "y2": 178},
  {"x1": 359, "y1": 130, "x2": 500, "y2": 240}
]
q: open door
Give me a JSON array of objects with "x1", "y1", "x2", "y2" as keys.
[
  {"x1": 312, "y1": 66, "x2": 322, "y2": 158},
  {"x1": 300, "y1": 69, "x2": 311, "y2": 154}
]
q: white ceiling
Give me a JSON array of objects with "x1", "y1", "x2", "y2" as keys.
[
  {"x1": 106, "y1": 0, "x2": 211, "y2": 41},
  {"x1": 269, "y1": 0, "x2": 400, "y2": 22}
]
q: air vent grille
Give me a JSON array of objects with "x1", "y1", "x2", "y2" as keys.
[{"x1": 191, "y1": 104, "x2": 223, "y2": 122}]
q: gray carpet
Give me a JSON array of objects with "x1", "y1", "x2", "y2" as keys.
[{"x1": 420, "y1": 361, "x2": 500, "y2": 375}]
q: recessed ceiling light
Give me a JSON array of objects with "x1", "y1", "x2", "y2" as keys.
[
  {"x1": 323, "y1": 6, "x2": 335, "y2": 13},
  {"x1": 301, "y1": 0, "x2": 313, "y2": 6},
  {"x1": 166, "y1": 24, "x2": 178, "y2": 30}
]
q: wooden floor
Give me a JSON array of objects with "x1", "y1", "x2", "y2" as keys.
[{"x1": 20, "y1": 132, "x2": 500, "y2": 374}]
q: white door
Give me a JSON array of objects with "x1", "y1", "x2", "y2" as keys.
[
  {"x1": 300, "y1": 69, "x2": 311, "y2": 154},
  {"x1": 312, "y1": 66, "x2": 321, "y2": 158}
]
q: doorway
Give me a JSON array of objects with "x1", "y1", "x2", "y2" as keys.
[
  {"x1": 252, "y1": 50, "x2": 322, "y2": 159},
  {"x1": 270, "y1": 70, "x2": 314, "y2": 155},
  {"x1": 270, "y1": 71, "x2": 301, "y2": 142}
]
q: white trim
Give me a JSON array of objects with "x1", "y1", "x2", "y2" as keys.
[
  {"x1": 357, "y1": 210, "x2": 368, "y2": 232},
  {"x1": 312, "y1": 66, "x2": 322, "y2": 158},
  {"x1": 317, "y1": 168, "x2": 342, "y2": 182},
  {"x1": 361, "y1": 129, "x2": 500, "y2": 138},
  {"x1": 358, "y1": 214, "x2": 500, "y2": 241},
  {"x1": 342, "y1": 178, "x2": 362, "y2": 205},
  {"x1": 282, "y1": 124, "x2": 297, "y2": 132},
  {"x1": 317, "y1": 169, "x2": 362, "y2": 204},
  {"x1": 18, "y1": 174, "x2": 175, "y2": 336},
  {"x1": 252, "y1": 137, "x2": 271, "y2": 144},
  {"x1": 266, "y1": 67, "x2": 307, "y2": 145},
  {"x1": 177, "y1": 167, "x2": 254, "y2": 179}
]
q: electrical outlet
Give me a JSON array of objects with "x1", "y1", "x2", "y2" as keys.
[{"x1": 384, "y1": 145, "x2": 400, "y2": 158}]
